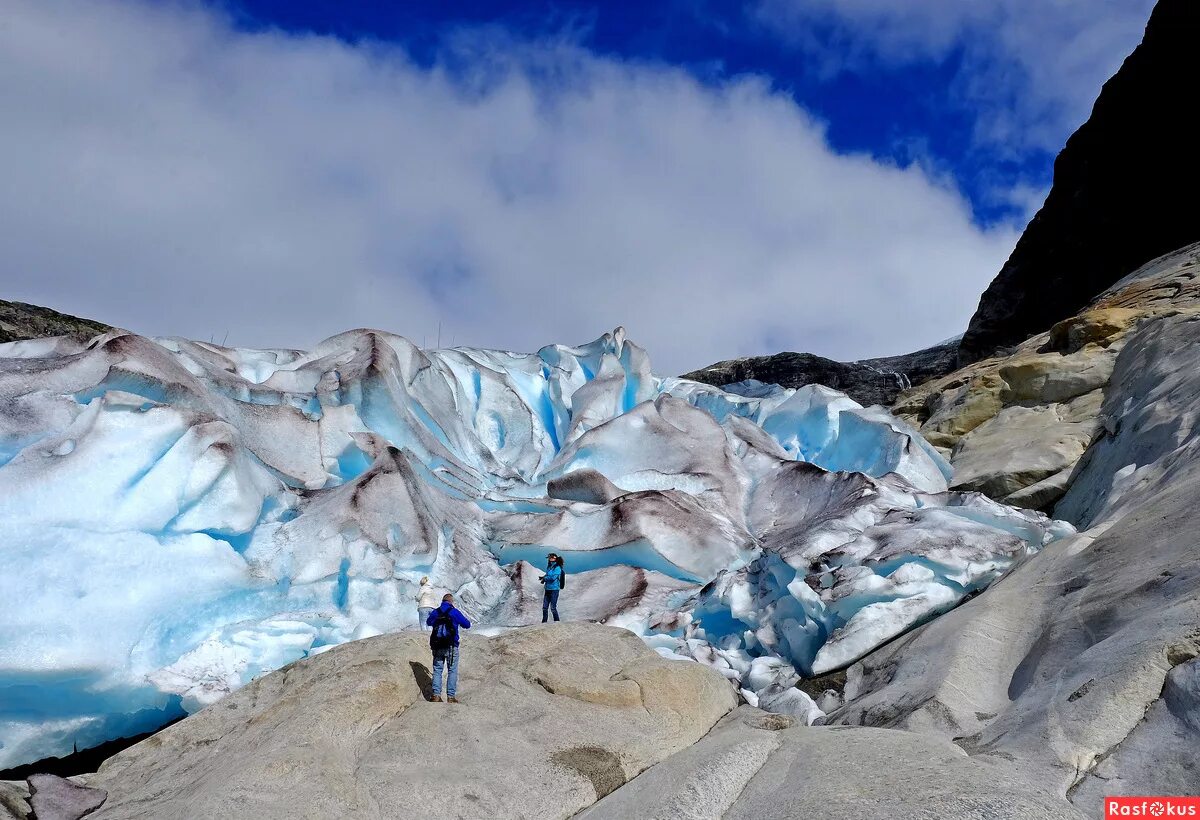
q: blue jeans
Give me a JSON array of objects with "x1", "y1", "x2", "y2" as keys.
[
  {"x1": 543, "y1": 589, "x2": 560, "y2": 623},
  {"x1": 432, "y1": 646, "x2": 459, "y2": 698},
  {"x1": 419, "y1": 606, "x2": 434, "y2": 630}
]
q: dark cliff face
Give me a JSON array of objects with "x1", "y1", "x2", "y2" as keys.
[
  {"x1": 0, "y1": 300, "x2": 111, "y2": 344},
  {"x1": 958, "y1": 0, "x2": 1200, "y2": 365},
  {"x1": 681, "y1": 339, "x2": 959, "y2": 407}
]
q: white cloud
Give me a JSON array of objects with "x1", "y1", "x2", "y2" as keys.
[
  {"x1": 0, "y1": 0, "x2": 1018, "y2": 374},
  {"x1": 755, "y1": 0, "x2": 1155, "y2": 151}
]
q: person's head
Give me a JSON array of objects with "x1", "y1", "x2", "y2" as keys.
[
  {"x1": 546, "y1": 552, "x2": 558, "y2": 566},
  {"x1": 442, "y1": 593, "x2": 454, "y2": 605},
  {"x1": 420, "y1": 576, "x2": 429, "y2": 585}
]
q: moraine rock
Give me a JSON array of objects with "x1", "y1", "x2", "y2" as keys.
[{"x1": 86, "y1": 623, "x2": 736, "y2": 820}]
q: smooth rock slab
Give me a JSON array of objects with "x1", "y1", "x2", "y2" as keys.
[
  {"x1": 28, "y1": 775, "x2": 106, "y2": 820},
  {"x1": 831, "y1": 313, "x2": 1200, "y2": 814},
  {"x1": 581, "y1": 707, "x2": 1083, "y2": 820},
  {"x1": 88, "y1": 623, "x2": 736, "y2": 820}
]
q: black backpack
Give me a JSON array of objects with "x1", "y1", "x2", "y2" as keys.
[
  {"x1": 559, "y1": 567, "x2": 566, "y2": 590},
  {"x1": 430, "y1": 610, "x2": 456, "y2": 651}
]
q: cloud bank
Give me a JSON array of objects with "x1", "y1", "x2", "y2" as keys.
[
  {"x1": 0, "y1": 0, "x2": 1019, "y2": 374},
  {"x1": 755, "y1": 0, "x2": 1155, "y2": 152}
]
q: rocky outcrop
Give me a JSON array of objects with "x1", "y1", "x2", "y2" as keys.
[
  {"x1": 0, "y1": 781, "x2": 30, "y2": 820},
  {"x1": 85, "y1": 623, "x2": 736, "y2": 820},
  {"x1": 27, "y1": 775, "x2": 107, "y2": 820},
  {"x1": 581, "y1": 706, "x2": 1082, "y2": 820},
  {"x1": 895, "y1": 242, "x2": 1200, "y2": 512},
  {"x1": 681, "y1": 338, "x2": 959, "y2": 407},
  {"x1": 958, "y1": 0, "x2": 1200, "y2": 364},
  {"x1": 0, "y1": 300, "x2": 110, "y2": 345},
  {"x1": 830, "y1": 306, "x2": 1200, "y2": 814}
]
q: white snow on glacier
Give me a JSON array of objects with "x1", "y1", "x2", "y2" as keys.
[{"x1": 0, "y1": 327, "x2": 1071, "y2": 767}]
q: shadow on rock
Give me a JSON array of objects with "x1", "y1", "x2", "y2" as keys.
[{"x1": 409, "y1": 661, "x2": 433, "y2": 699}]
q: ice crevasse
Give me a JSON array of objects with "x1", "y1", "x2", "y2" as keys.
[{"x1": 0, "y1": 327, "x2": 1072, "y2": 767}]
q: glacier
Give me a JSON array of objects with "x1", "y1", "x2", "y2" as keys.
[{"x1": 0, "y1": 327, "x2": 1071, "y2": 768}]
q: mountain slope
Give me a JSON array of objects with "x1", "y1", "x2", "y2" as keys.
[
  {"x1": 958, "y1": 0, "x2": 1200, "y2": 364},
  {"x1": 681, "y1": 338, "x2": 959, "y2": 407},
  {"x1": 0, "y1": 299, "x2": 110, "y2": 344}
]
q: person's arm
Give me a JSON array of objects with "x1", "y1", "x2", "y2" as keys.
[
  {"x1": 426, "y1": 608, "x2": 438, "y2": 626},
  {"x1": 454, "y1": 608, "x2": 471, "y2": 629}
]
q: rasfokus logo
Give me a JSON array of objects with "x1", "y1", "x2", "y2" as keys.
[{"x1": 1106, "y1": 797, "x2": 1200, "y2": 817}]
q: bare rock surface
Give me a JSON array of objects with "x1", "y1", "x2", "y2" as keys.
[
  {"x1": 0, "y1": 782, "x2": 30, "y2": 820},
  {"x1": 830, "y1": 309, "x2": 1200, "y2": 816},
  {"x1": 87, "y1": 623, "x2": 736, "y2": 820},
  {"x1": 949, "y1": 392, "x2": 1102, "y2": 499},
  {"x1": 959, "y1": 0, "x2": 1200, "y2": 362},
  {"x1": 681, "y1": 338, "x2": 959, "y2": 408},
  {"x1": 580, "y1": 707, "x2": 1083, "y2": 820},
  {"x1": 0, "y1": 300, "x2": 111, "y2": 346},
  {"x1": 895, "y1": 242, "x2": 1200, "y2": 511},
  {"x1": 27, "y1": 775, "x2": 107, "y2": 820}
]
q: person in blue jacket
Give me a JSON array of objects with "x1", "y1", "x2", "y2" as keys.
[
  {"x1": 425, "y1": 593, "x2": 471, "y2": 703},
  {"x1": 540, "y1": 553, "x2": 564, "y2": 623}
]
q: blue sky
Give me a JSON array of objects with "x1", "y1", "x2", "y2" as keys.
[
  {"x1": 0, "y1": 0, "x2": 1155, "y2": 372},
  {"x1": 219, "y1": 0, "x2": 1140, "y2": 227}
]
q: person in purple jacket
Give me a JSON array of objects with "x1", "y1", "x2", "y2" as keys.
[{"x1": 426, "y1": 593, "x2": 472, "y2": 703}]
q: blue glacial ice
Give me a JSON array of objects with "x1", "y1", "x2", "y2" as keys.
[{"x1": 0, "y1": 327, "x2": 1071, "y2": 767}]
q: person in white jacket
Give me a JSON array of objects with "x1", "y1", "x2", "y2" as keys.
[{"x1": 416, "y1": 577, "x2": 439, "y2": 630}]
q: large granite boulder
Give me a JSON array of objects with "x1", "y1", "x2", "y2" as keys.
[
  {"x1": 580, "y1": 707, "x2": 1083, "y2": 820},
  {"x1": 959, "y1": 0, "x2": 1200, "y2": 363},
  {"x1": 829, "y1": 310, "x2": 1200, "y2": 816},
  {"x1": 86, "y1": 623, "x2": 736, "y2": 820}
]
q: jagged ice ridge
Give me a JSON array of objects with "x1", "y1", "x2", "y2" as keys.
[{"x1": 0, "y1": 328, "x2": 1071, "y2": 767}]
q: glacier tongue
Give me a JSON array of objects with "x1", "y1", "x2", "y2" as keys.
[{"x1": 0, "y1": 327, "x2": 1070, "y2": 767}]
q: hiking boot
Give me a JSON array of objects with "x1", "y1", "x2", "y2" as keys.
[
  {"x1": 430, "y1": 695, "x2": 443, "y2": 703},
  {"x1": 447, "y1": 696, "x2": 459, "y2": 704}
]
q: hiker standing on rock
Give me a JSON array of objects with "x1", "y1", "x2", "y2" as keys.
[
  {"x1": 416, "y1": 576, "x2": 438, "y2": 630},
  {"x1": 540, "y1": 553, "x2": 565, "y2": 623},
  {"x1": 426, "y1": 593, "x2": 471, "y2": 703}
]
